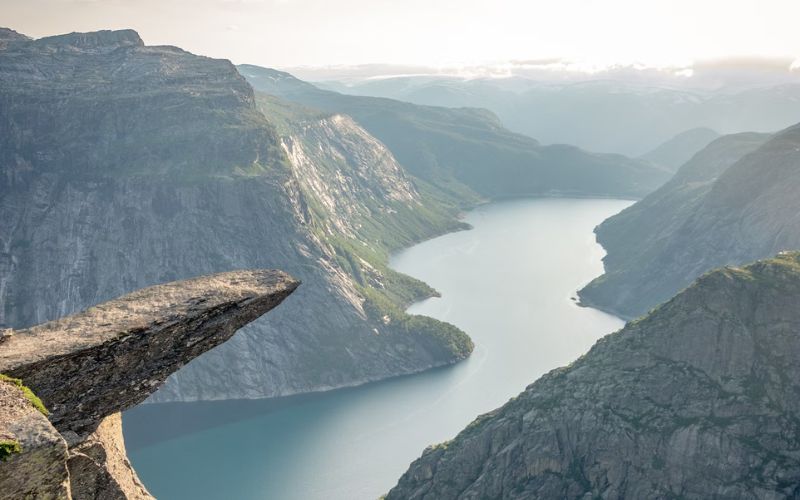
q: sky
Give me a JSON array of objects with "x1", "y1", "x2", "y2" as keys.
[{"x1": 3, "y1": 0, "x2": 800, "y2": 72}]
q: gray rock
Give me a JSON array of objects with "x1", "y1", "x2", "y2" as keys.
[
  {"x1": 67, "y1": 414, "x2": 152, "y2": 500},
  {"x1": 1, "y1": 270, "x2": 296, "y2": 499},
  {"x1": 1, "y1": 269, "x2": 298, "y2": 436},
  {"x1": 0, "y1": 378, "x2": 70, "y2": 500},
  {"x1": 0, "y1": 28, "x2": 472, "y2": 404},
  {"x1": 579, "y1": 128, "x2": 781, "y2": 319},
  {"x1": 387, "y1": 253, "x2": 800, "y2": 500}
]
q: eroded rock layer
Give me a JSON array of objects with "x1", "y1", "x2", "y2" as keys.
[
  {"x1": 1, "y1": 269, "x2": 297, "y2": 500},
  {"x1": 1, "y1": 270, "x2": 298, "y2": 436}
]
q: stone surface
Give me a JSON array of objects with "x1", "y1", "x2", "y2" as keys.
[
  {"x1": 68, "y1": 414, "x2": 152, "y2": 500},
  {"x1": 1, "y1": 269, "x2": 298, "y2": 436},
  {"x1": 387, "y1": 253, "x2": 800, "y2": 499},
  {"x1": 0, "y1": 379, "x2": 70, "y2": 500},
  {"x1": 579, "y1": 129, "x2": 780, "y2": 318},
  {"x1": 0, "y1": 27, "x2": 473, "y2": 404},
  {"x1": 1, "y1": 270, "x2": 297, "y2": 499}
]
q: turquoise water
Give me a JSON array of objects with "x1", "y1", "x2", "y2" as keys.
[{"x1": 124, "y1": 197, "x2": 630, "y2": 500}]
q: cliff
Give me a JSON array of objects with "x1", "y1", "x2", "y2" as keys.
[
  {"x1": 0, "y1": 28, "x2": 472, "y2": 403},
  {"x1": 580, "y1": 122, "x2": 800, "y2": 319},
  {"x1": 387, "y1": 253, "x2": 800, "y2": 499},
  {"x1": 239, "y1": 65, "x2": 672, "y2": 200},
  {"x1": 0, "y1": 270, "x2": 298, "y2": 500}
]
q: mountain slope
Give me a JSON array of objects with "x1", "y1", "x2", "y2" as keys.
[
  {"x1": 579, "y1": 123, "x2": 800, "y2": 319},
  {"x1": 328, "y1": 75, "x2": 800, "y2": 155},
  {"x1": 240, "y1": 65, "x2": 671, "y2": 199},
  {"x1": 0, "y1": 29, "x2": 472, "y2": 403},
  {"x1": 387, "y1": 252, "x2": 800, "y2": 499},
  {"x1": 640, "y1": 127, "x2": 721, "y2": 172}
]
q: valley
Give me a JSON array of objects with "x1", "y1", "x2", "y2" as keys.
[
  {"x1": 123, "y1": 198, "x2": 629, "y2": 500},
  {"x1": 2, "y1": 13, "x2": 799, "y2": 499}
]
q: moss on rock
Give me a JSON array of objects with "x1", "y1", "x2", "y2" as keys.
[
  {"x1": 0, "y1": 439, "x2": 22, "y2": 461},
  {"x1": 0, "y1": 374, "x2": 49, "y2": 416}
]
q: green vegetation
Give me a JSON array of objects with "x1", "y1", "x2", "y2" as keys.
[
  {"x1": 0, "y1": 439, "x2": 22, "y2": 461},
  {"x1": 361, "y1": 286, "x2": 473, "y2": 359},
  {"x1": 0, "y1": 374, "x2": 49, "y2": 416},
  {"x1": 255, "y1": 93, "x2": 475, "y2": 359},
  {"x1": 244, "y1": 65, "x2": 669, "y2": 200}
]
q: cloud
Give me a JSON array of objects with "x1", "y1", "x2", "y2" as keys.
[{"x1": 792, "y1": 59, "x2": 800, "y2": 71}]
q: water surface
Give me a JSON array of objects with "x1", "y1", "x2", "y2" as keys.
[{"x1": 124, "y1": 198, "x2": 630, "y2": 500}]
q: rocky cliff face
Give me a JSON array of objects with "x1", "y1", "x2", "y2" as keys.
[
  {"x1": 579, "y1": 129, "x2": 780, "y2": 318},
  {"x1": 387, "y1": 253, "x2": 800, "y2": 499},
  {"x1": 0, "y1": 270, "x2": 298, "y2": 500},
  {"x1": 240, "y1": 65, "x2": 672, "y2": 200},
  {"x1": 0, "y1": 376, "x2": 70, "y2": 499},
  {"x1": 0, "y1": 28, "x2": 472, "y2": 403}
]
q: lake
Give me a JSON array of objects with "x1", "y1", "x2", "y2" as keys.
[{"x1": 123, "y1": 197, "x2": 631, "y2": 500}]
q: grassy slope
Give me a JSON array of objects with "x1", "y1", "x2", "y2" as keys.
[{"x1": 258, "y1": 94, "x2": 474, "y2": 359}]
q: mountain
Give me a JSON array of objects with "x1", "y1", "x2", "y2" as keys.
[
  {"x1": 325, "y1": 76, "x2": 800, "y2": 156},
  {"x1": 640, "y1": 127, "x2": 721, "y2": 172},
  {"x1": 239, "y1": 65, "x2": 672, "y2": 200},
  {"x1": 387, "y1": 252, "x2": 800, "y2": 499},
  {"x1": 0, "y1": 28, "x2": 472, "y2": 403},
  {"x1": 579, "y1": 123, "x2": 800, "y2": 319}
]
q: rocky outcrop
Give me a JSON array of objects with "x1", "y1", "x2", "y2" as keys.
[
  {"x1": 387, "y1": 253, "x2": 800, "y2": 499},
  {"x1": 0, "y1": 269, "x2": 298, "y2": 500},
  {"x1": 0, "y1": 28, "x2": 472, "y2": 404},
  {"x1": 0, "y1": 377, "x2": 69, "y2": 499},
  {"x1": 579, "y1": 130, "x2": 776, "y2": 318},
  {"x1": 66, "y1": 414, "x2": 157, "y2": 500},
  {"x1": 1, "y1": 269, "x2": 298, "y2": 436}
]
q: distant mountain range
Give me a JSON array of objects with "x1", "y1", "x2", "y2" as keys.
[
  {"x1": 239, "y1": 64, "x2": 671, "y2": 199},
  {"x1": 319, "y1": 75, "x2": 800, "y2": 156},
  {"x1": 5, "y1": 24, "x2": 800, "y2": 500},
  {"x1": 640, "y1": 127, "x2": 721, "y2": 172}
]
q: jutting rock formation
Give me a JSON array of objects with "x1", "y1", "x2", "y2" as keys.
[
  {"x1": 0, "y1": 27, "x2": 472, "y2": 403},
  {"x1": 0, "y1": 270, "x2": 298, "y2": 499}
]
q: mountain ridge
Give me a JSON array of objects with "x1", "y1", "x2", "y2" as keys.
[
  {"x1": 322, "y1": 74, "x2": 800, "y2": 155},
  {"x1": 640, "y1": 126, "x2": 721, "y2": 171},
  {"x1": 0, "y1": 28, "x2": 472, "y2": 405},
  {"x1": 239, "y1": 64, "x2": 672, "y2": 200},
  {"x1": 579, "y1": 121, "x2": 799, "y2": 319},
  {"x1": 387, "y1": 252, "x2": 800, "y2": 499}
]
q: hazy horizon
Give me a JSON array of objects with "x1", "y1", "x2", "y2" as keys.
[{"x1": 3, "y1": 0, "x2": 799, "y2": 76}]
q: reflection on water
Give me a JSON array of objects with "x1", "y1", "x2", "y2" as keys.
[{"x1": 124, "y1": 198, "x2": 631, "y2": 500}]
